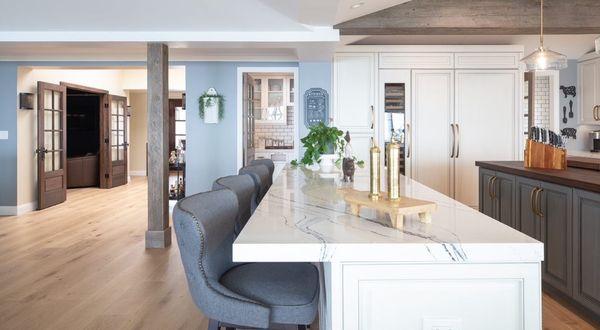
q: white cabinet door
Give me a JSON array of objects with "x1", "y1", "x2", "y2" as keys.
[
  {"x1": 579, "y1": 59, "x2": 600, "y2": 124},
  {"x1": 411, "y1": 70, "x2": 454, "y2": 197},
  {"x1": 454, "y1": 70, "x2": 518, "y2": 207},
  {"x1": 333, "y1": 53, "x2": 377, "y2": 133},
  {"x1": 333, "y1": 53, "x2": 377, "y2": 163}
]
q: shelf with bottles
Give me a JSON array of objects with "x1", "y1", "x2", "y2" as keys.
[{"x1": 384, "y1": 83, "x2": 405, "y2": 113}]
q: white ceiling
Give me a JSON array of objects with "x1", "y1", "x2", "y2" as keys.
[{"x1": 0, "y1": 0, "x2": 597, "y2": 61}]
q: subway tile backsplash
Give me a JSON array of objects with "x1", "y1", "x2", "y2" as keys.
[{"x1": 254, "y1": 106, "x2": 295, "y2": 149}]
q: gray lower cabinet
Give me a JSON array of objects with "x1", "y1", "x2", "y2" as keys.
[
  {"x1": 515, "y1": 176, "x2": 540, "y2": 239},
  {"x1": 479, "y1": 166, "x2": 600, "y2": 318},
  {"x1": 479, "y1": 168, "x2": 496, "y2": 218},
  {"x1": 538, "y1": 182, "x2": 573, "y2": 296},
  {"x1": 479, "y1": 170, "x2": 516, "y2": 228},
  {"x1": 573, "y1": 189, "x2": 600, "y2": 316}
]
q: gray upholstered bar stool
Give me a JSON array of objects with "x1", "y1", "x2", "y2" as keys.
[
  {"x1": 250, "y1": 159, "x2": 275, "y2": 180},
  {"x1": 173, "y1": 190, "x2": 319, "y2": 330},
  {"x1": 239, "y1": 164, "x2": 271, "y2": 202},
  {"x1": 212, "y1": 174, "x2": 258, "y2": 235}
]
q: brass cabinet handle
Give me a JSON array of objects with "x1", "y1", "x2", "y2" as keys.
[
  {"x1": 370, "y1": 105, "x2": 375, "y2": 129},
  {"x1": 450, "y1": 124, "x2": 456, "y2": 158},
  {"x1": 455, "y1": 123, "x2": 460, "y2": 158},
  {"x1": 536, "y1": 188, "x2": 544, "y2": 217},
  {"x1": 406, "y1": 123, "x2": 411, "y2": 158},
  {"x1": 530, "y1": 187, "x2": 539, "y2": 215},
  {"x1": 595, "y1": 106, "x2": 600, "y2": 121},
  {"x1": 491, "y1": 176, "x2": 498, "y2": 199},
  {"x1": 488, "y1": 176, "x2": 494, "y2": 199}
]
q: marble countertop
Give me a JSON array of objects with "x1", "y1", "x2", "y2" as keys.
[{"x1": 233, "y1": 167, "x2": 543, "y2": 263}]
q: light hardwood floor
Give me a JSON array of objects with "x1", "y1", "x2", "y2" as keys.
[{"x1": 0, "y1": 178, "x2": 597, "y2": 330}]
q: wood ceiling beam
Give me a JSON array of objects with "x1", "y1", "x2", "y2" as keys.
[{"x1": 335, "y1": 0, "x2": 600, "y2": 35}]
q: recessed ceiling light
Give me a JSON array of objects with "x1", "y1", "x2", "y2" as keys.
[{"x1": 350, "y1": 2, "x2": 364, "y2": 9}]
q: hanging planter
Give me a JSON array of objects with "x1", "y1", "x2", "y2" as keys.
[{"x1": 198, "y1": 87, "x2": 225, "y2": 124}]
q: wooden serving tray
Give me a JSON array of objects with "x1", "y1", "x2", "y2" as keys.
[
  {"x1": 339, "y1": 189, "x2": 437, "y2": 229},
  {"x1": 567, "y1": 156, "x2": 600, "y2": 171}
]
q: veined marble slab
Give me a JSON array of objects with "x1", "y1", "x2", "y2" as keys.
[{"x1": 233, "y1": 166, "x2": 543, "y2": 263}]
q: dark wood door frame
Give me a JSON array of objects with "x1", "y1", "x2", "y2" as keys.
[{"x1": 60, "y1": 82, "x2": 110, "y2": 188}]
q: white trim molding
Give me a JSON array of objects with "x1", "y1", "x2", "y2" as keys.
[{"x1": 236, "y1": 67, "x2": 299, "y2": 171}]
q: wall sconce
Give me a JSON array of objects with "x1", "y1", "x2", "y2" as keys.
[{"x1": 19, "y1": 93, "x2": 34, "y2": 110}]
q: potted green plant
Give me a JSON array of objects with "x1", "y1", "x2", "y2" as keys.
[{"x1": 299, "y1": 122, "x2": 345, "y2": 172}]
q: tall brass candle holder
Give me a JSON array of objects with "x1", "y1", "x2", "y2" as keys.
[
  {"x1": 369, "y1": 138, "x2": 381, "y2": 200},
  {"x1": 386, "y1": 140, "x2": 401, "y2": 200}
]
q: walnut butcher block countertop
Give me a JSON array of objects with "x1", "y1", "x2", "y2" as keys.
[{"x1": 476, "y1": 161, "x2": 600, "y2": 194}]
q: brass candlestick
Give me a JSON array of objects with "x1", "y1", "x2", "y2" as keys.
[
  {"x1": 387, "y1": 141, "x2": 401, "y2": 200},
  {"x1": 369, "y1": 138, "x2": 381, "y2": 200}
]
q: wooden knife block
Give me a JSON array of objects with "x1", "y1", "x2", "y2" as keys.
[{"x1": 524, "y1": 140, "x2": 567, "y2": 170}]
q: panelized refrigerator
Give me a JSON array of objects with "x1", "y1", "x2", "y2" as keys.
[{"x1": 378, "y1": 69, "x2": 411, "y2": 179}]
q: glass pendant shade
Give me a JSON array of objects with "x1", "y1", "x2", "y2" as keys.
[{"x1": 521, "y1": 46, "x2": 568, "y2": 71}]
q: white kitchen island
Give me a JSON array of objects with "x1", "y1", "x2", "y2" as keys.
[{"x1": 233, "y1": 166, "x2": 544, "y2": 330}]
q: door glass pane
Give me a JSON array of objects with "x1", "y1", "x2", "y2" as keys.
[
  {"x1": 118, "y1": 148, "x2": 124, "y2": 161},
  {"x1": 44, "y1": 90, "x2": 53, "y2": 110},
  {"x1": 111, "y1": 100, "x2": 118, "y2": 115},
  {"x1": 53, "y1": 110, "x2": 61, "y2": 130},
  {"x1": 118, "y1": 116, "x2": 124, "y2": 130},
  {"x1": 53, "y1": 131, "x2": 60, "y2": 150},
  {"x1": 44, "y1": 110, "x2": 53, "y2": 130},
  {"x1": 111, "y1": 115, "x2": 118, "y2": 130},
  {"x1": 268, "y1": 93, "x2": 283, "y2": 107},
  {"x1": 118, "y1": 101, "x2": 124, "y2": 115},
  {"x1": 111, "y1": 131, "x2": 118, "y2": 145},
  {"x1": 45, "y1": 153, "x2": 53, "y2": 172},
  {"x1": 44, "y1": 131, "x2": 53, "y2": 150},
  {"x1": 112, "y1": 146, "x2": 118, "y2": 160},
  {"x1": 54, "y1": 151, "x2": 62, "y2": 170},
  {"x1": 53, "y1": 91, "x2": 61, "y2": 110},
  {"x1": 268, "y1": 79, "x2": 283, "y2": 92},
  {"x1": 175, "y1": 121, "x2": 186, "y2": 135},
  {"x1": 118, "y1": 131, "x2": 124, "y2": 145},
  {"x1": 175, "y1": 107, "x2": 186, "y2": 120}
]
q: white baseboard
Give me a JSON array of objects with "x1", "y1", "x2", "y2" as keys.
[
  {"x1": 17, "y1": 202, "x2": 37, "y2": 215},
  {"x1": 0, "y1": 206, "x2": 17, "y2": 216},
  {"x1": 129, "y1": 170, "x2": 147, "y2": 176}
]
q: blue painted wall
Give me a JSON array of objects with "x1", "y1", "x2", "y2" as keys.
[
  {"x1": 0, "y1": 63, "x2": 18, "y2": 207},
  {"x1": 184, "y1": 62, "x2": 298, "y2": 195},
  {"x1": 0, "y1": 60, "x2": 332, "y2": 206},
  {"x1": 297, "y1": 62, "x2": 333, "y2": 144}
]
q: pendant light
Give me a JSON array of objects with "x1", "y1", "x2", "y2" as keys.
[{"x1": 521, "y1": 0, "x2": 567, "y2": 71}]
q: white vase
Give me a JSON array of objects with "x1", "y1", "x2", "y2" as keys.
[{"x1": 319, "y1": 154, "x2": 336, "y2": 173}]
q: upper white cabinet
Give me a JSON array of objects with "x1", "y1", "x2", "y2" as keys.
[
  {"x1": 333, "y1": 53, "x2": 377, "y2": 132},
  {"x1": 454, "y1": 53, "x2": 520, "y2": 69},
  {"x1": 379, "y1": 53, "x2": 453, "y2": 69},
  {"x1": 578, "y1": 56, "x2": 600, "y2": 124},
  {"x1": 333, "y1": 53, "x2": 377, "y2": 162}
]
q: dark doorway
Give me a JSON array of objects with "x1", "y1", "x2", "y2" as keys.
[{"x1": 65, "y1": 87, "x2": 102, "y2": 188}]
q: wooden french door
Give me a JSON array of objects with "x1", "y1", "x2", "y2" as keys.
[
  {"x1": 242, "y1": 73, "x2": 255, "y2": 166},
  {"x1": 107, "y1": 95, "x2": 129, "y2": 187},
  {"x1": 37, "y1": 82, "x2": 67, "y2": 209}
]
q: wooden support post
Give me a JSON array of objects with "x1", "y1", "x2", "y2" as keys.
[{"x1": 145, "y1": 43, "x2": 171, "y2": 248}]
